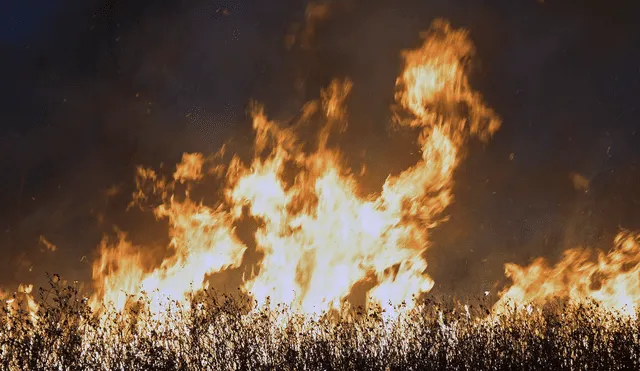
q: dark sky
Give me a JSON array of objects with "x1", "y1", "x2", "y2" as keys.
[{"x1": 0, "y1": 0, "x2": 638, "y2": 296}]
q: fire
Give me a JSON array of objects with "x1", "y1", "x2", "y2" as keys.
[
  {"x1": 496, "y1": 230, "x2": 640, "y2": 316},
  {"x1": 90, "y1": 19, "x2": 499, "y2": 316},
  {"x1": 2, "y1": 284, "x2": 39, "y2": 323},
  {"x1": 5, "y1": 11, "x2": 640, "y2": 370}
]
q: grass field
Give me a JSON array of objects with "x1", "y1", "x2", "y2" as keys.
[{"x1": 2, "y1": 277, "x2": 638, "y2": 371}]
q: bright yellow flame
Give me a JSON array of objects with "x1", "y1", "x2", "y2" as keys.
[
  {"x1": 496, "y1": 231, "x2": 640, "y2": 317},
  {"x1": 90, "y1": 19, "x2": 500, "y2": 316}
]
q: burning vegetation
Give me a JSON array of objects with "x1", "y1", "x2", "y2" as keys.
[{"x1": 2, "y1": 16, "x2": 639, "y2": 370}]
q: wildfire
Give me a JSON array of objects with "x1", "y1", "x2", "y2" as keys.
[
  {"x1": 496, "y1": 231, "x2": 640, "y2": 317},
  {"x1": 2, "y1": 284, "x2": 39, "y2": 323},
  {"x1": 90, "y1": 19, "x2": 500, "y2": 316},
  {"x1": 3, "y1": 10, "x2": 640, "y2": 370},
  {"x1": 82, "y1": 16, "x2": 640, "y2": 322}
]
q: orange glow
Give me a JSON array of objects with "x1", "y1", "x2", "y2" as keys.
[
  {"x1": 39, "y1": 236, "x2": 57, "y2": 252},
  {"x1": 90, "y1": 19, "x2": 500, "y2": 317},
  {"x1": 2, "y1": 284, "x2": 39, "y2": 323},
  {"x1": 496, "y1": 231, "x2": 640, "y2": 317}
]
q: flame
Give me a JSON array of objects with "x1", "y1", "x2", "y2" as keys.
[
  {"x1": 2, "y1": 284, "x2": 39, "y2": 322},
  {"x1": 496, "y1": 231, "x2": 640, "y2": 317},
  {"x1": 173, "y1": 153, "x2": 205, "y2": 183},
  {"x1": 90, "y1": 19, "x2": 499, "y2": 316}
]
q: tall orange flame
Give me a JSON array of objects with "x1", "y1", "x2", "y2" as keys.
[{"x1": 90, "y1": 19, "x2": 500, "y2": 316}]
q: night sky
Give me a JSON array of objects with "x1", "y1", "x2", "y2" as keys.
[{"x1": 0, "y1": 0, "x2": 638, "y2": 297}]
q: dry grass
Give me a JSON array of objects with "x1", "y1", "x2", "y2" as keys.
[{"x1": 2, "y1": 276, "x2": 639, "y2": 370}]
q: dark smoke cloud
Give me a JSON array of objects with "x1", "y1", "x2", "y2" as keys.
[{"x1": 0, "y1": 0, "x2": 638, "y2": 298}]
